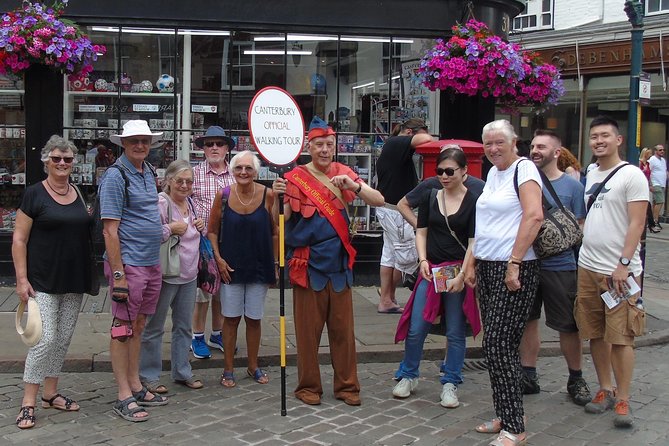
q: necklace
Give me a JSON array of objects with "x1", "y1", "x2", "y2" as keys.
[
  {"x1": 45, "y1": 179, "x2": 70, "y2": 196},
  {"x1": 235, "y1": 183, "x2": 256, "y2": 206}
]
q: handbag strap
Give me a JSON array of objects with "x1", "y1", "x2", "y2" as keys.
[
  {"x1": 435, "y1": 188, "x2": 467, "y2": 252},
  {"x1": 217, "y1": 186, "x2": 230, "y2": 245},
  {"x1": 586, "y1": 163, "x2": 629, "y2": 213},
  {"x1": 72, "y1": 184, "x2": 94, "y2": 246},
  {"x1": 159, "y1": 191, "x2": 173, "y2": 223}
]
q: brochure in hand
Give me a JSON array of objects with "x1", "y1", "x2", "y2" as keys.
[
  {"x1": 600, "y1": 276, "x2": 641, "y2": 310},
  {"x1": 432, "y1": 264, "x2": 461, "y2": 293}
]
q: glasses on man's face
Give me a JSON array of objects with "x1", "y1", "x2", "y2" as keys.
[
  {"x1": 233, "y1": 165, "x2": 254, "y2": 173},
  {"x1": 435, "y1": 167, "x2": 461, "y2": 176},
  {"x1": 50, "y1": 156, "x2": 74, "y2": 164},
  {"x1": 204, "y1": 141, "x2": 228, "y2": 148},
  {"x1": 172, "y1": 178, "x2": 194, "y2": 186},
  {"x1": 125, "y1": 137, "x2": 151, "y2": 146}
]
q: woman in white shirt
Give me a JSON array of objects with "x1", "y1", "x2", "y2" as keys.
[{"x1": 463, "y1": 120, "x2": 543, "y2": 446}]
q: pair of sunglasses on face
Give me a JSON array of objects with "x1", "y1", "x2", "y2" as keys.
[
  {"x1": 50, "y1": 156, "x2": 74, "y2": 164},
  {"x1": 435, "y1": 167, "x2": 461, "y2": 176}
]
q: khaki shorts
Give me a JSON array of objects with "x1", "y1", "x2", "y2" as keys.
[
  {"x1": 574, "y1": 267, "x2": 641, "y2": 346},
  {"x1": 195, "y1": 288, "x2": 214, "y2": 303}
]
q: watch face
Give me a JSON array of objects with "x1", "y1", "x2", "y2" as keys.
[
  {"x1": 620, "y1": 257, "x2": 631, "y2": 266},
  {"x1": 113, "y1": 271, "x2": 124, "y2": 279}
]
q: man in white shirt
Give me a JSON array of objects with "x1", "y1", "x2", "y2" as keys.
[
  {"x1": 575, "y1": 116, "x2": 648, "y2": 428},
  {"x1": 648, "y1": 144, "x2": 667, "y2": 229}
]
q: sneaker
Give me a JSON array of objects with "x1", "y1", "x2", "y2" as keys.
[
  {"x1": 584, "y1": 389, "x2": 615, "y2": 414},
  {"x1": 613, "y1": 400, "x2": 634, "y2": 427},
  {"x1": 208, "y1": 333, "x2": 224, "y2": 352},
  {"x1": 392, "y1": 378, "x2": 418, "y2": 398},
  {"x1": 567, "y1": 376, "x2": 592, "y2": 406},
  {"x1": 440, "y1": 383, "x2": 460, "y2": 408},
  {"x1": 521, "y1": 369, "x2": 540, "y2": 394},
  {"x1": 190, "y1": 337, "x2": 211, "y2": 359}
]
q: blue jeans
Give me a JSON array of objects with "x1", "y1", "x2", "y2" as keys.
[
  {"x1": 396, "y1": 279, "x2": 467, "y2": 385},
  {"x1": 140, "y1": 279, "x2": 197, "y2": 383}
]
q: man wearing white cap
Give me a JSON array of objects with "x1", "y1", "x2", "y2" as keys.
[{"x1": 100, "y1": 120, "x2": 168, "y2": 421}]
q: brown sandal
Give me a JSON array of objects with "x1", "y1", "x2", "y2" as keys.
[
  {"x1": 41, "y1": 393, "x2": 79, "y2": 411},
  {"x1": 16, "y1": 406, "x2": 35, "y2": 429}
]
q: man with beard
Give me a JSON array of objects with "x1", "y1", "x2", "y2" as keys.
[{"x1": 518, "y1": 129, "x2": 592, "y2": 407}]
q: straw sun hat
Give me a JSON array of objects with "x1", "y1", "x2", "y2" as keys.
[{"x1": 16, "y1": 298, "x2": 42, "y2": 347}]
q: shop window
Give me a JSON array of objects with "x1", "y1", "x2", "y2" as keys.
[
  {"x1": 513, "y1": 0, "x2": 552, "y2": 31},
  {"x1": 646, "y1": 0, "x2": 669, "y2": 14}
]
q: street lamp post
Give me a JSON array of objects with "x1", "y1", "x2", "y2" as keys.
[{"x1": 624, "y1": 0, "x2": 644, "y2": 163}]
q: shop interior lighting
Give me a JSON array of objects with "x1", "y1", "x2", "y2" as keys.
[
  {"x1": 91, "y1": 26, "x2": 230, "y2": 36},
  {"x1": 352, "y1": 81, "x2": 376, "y2": 90},
  {"x1": 253, "y1": 34, "x2": 413, "y2": 44},
  {"x1": 244, "y1": 50, "x2": 312, "y2": 55}
]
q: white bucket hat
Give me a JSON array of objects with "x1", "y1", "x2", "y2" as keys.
[
  {"x1": 16, "y1": 298, "x2": 42, "y2": 347},
  {"x1": 109, "y1": 120, "x2": 164, "y2": 148}
]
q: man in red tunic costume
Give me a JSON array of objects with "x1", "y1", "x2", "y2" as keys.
[{"x1": 272, "y1": 117, "x2": 384, "y2": 406}]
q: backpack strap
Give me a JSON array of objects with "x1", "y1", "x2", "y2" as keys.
[
  {"x1": 106, "y1": 164, "x2": 130, "y2": 207},
  {"x1": 586, "y1": 163, "x2": 629, "y2": 213}
]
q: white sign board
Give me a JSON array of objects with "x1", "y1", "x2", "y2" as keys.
[
  {"x1": 78, "y1": 104, "x2": 106, "y2": 112},
  {"x1": 133, "y1": 104, "x2": 160, "y2": 112},
  {"x1": 192, "y1": 104, "x2": 218, "y2": 113},
  {"x1": 248, "y1": 87, "x2": 304, "y2": 166}
]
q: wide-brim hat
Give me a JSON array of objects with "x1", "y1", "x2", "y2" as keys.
[
  {"x1": 109, "y1": 120, "x2": 164, "y2": 149},
  {"x1": 194, "y1": 126, "x2": 236, "y2": 149},
  {"x1": 16, "y1": 298, "x2": 42, "y2": 347}
]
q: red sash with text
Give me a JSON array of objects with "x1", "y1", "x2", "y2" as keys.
[{"x1": 285, "y1": 166, "x2": 357, "y2": 272}]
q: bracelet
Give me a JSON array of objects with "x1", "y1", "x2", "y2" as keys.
[
  {"x1": 419, "y1": 259, "x2": 428, "y2": 265},
  {"x1": 510, "y1": 255, "x2": 522, "y2": 262},
  {"x1": 508, "y1": 259, "x2": 522, "y2": 266},
  {"x1": 354, "y1": 183, "x2": 363, "y2": 195}
]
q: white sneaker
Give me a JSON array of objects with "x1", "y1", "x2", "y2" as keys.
[
  {"x1": 393, "y1": 378, "x2": 418, "y2": 398},
  {"x1": 440, "y1": 383, "x2": 459, "y2": 408}
]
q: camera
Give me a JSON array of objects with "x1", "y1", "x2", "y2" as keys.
[{"x1": 110, "y1": 322, "x2": 133, "y2": 341}]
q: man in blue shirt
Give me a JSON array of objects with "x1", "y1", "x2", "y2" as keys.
[
  {"x1": 519, "y1": 129, "x2": 592, "y2": 406},
  {"x1": 100, "y1": 120, "x2": 167, "y2": 421}
]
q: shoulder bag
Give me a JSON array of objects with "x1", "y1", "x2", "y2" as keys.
[
  {"x1": 159, "y1": 192, "x2": 181, "y2": 278},
  {"x1": 513, "y1": 160, "x2": 583, "y2": 259}
]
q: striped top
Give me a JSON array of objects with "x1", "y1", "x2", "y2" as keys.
[{"x1": 99, "y1": 154, "x2": 162, "y2": 266}]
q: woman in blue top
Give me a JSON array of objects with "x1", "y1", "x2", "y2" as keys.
[{"x1": 208, "y1": 151, "x2": 278, "y2": 388}]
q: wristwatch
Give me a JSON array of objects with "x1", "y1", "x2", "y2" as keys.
[
  {"x1": 619, "y1": 257, "x2": 631, "y2": 267},
  {"x1": 113, "y1": 270, "x2": 125, "y2": 280}
]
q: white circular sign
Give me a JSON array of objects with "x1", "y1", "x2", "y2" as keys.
[{"x1": 248, "y1": 87, "x2": 304, "y2": 166}]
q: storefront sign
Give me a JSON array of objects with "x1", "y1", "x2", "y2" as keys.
[
  {"x1": 78, "y1": 104, "x2": 106, "y2": 112},
  {"x1": 248, "y1": 86, "x2": 304, "y2": 166},
  {"x1": 133, "y1": 104, "x2": 160, "y2": 112},
  {"x1": 639, "y1": 72, "x2": 651, "y2": 106},
  {"x1": 191, "y1": 104, "x2": 217, "y2": 113},
  {"x1": 540, "y1": 36, "x2": 669, "y2": 76}
]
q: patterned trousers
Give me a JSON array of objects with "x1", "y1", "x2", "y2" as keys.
[
  {"x1": 476, "y1": 260, "x2": 540, "y2": 435},
  {"x1": 23, "y1": 292, "x2": 83, "y2": 384}
]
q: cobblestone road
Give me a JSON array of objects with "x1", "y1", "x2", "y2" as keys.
[{"x1": 2, "y1": 343, "x2": 669, "y2": 445}]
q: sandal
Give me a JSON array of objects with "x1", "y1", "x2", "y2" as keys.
[
  {"x1": 41, "y1": 393, "x2": 79, "y2": 411},
  {"x1": 174, "y1": 378, "x2": 204, "y2": 389},
  {"x1": 112, "y1": 397, "x2": 149, "y2": 422},
  {"x1": 476, "y1": 416, "x2": 527, "y2": 434},
  {"x1": 488, "y1": 430, "x2": 527, "y2": 446},
  {"x1": 16, "y1": 406, "x2": 35, "y2": 429},
  {"x1": 142, "y1": 381, "x2": 168, "y2": 395},
  {"x1": 132, "y1": 386, "x2": 168, "y2": 406},
  {"x1": 247, "y1": 368, "x2": 269, "y2": 384},
  {"x1": 220, "y1": 371, "x2": 236, "y2": 388}
]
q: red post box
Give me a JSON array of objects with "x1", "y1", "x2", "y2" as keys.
[{"x1": 415, "y1": 139, "x2": 485, "y2": 180}]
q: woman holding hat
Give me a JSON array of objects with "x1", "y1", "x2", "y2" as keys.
[{"x1": 12, "y1": 135, "x2": 95, "y2": 429}]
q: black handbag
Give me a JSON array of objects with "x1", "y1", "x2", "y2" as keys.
[
  {"x1": 514, "y1": 161, "x2": 583, "y2": 259},
  {"x1": 73, "y1": 185, "x2": 100, "y2": 296}
]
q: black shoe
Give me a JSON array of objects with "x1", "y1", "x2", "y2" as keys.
[
  {"x1": 649, "y1": 225, "x2": 661, "y2": 233},
  {"x1": 657, "y1": 222, "x2": 663, "y2": 230},
  {"x1": 567, "y1": 376, "x2": 592, "y2": 406},
  {"x1": 521, "y1": 370, "x2": 540, "y2": 395}
]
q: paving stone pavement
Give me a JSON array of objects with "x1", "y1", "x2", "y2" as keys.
[{"x1": 2, "y1": 343, "x2": 669, "y2": 446}]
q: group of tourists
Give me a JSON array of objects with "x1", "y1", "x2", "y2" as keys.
[{"x1": 12, "y1": 113, "x2": 659, "y2": 446}]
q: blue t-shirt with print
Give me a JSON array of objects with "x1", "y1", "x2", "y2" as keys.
[{"x1": 540, "y1": 173, "x2": 586, "y2": 271}]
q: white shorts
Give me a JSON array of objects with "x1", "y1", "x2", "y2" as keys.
[
  {"x1": 195, "y1": 288, "x2": 213, "y2": 303},
  {"x1": 376, "y1": 206, "x2": 417, "y2": 273},
  {"x1": 220, "y1": 283, "x2": 269, "y2": 320}
]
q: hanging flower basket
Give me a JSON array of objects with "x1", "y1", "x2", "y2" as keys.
[
  {"x1": 418, "y1": 20, "x2": 564, "y2": 112},
  {"x1": 0, "y1": 0, "x2": 106, "y2": 77}
]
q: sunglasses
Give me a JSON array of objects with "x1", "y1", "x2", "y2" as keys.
[
  {"x1": 204, "y1": 141, "x2": 228, "y2": 148},
  {"x1": 125, "y1": 137, "x2": 151, "y2": 146},
  {"x1": 50, "y1": 156, "x2": 74, "y2": 164},
  {"x1": 435, "y1": 167, "x2": 461, "y2": 176},
  {"x1": 172, "y1": 178, "x2": 194, "y2": 186}
]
